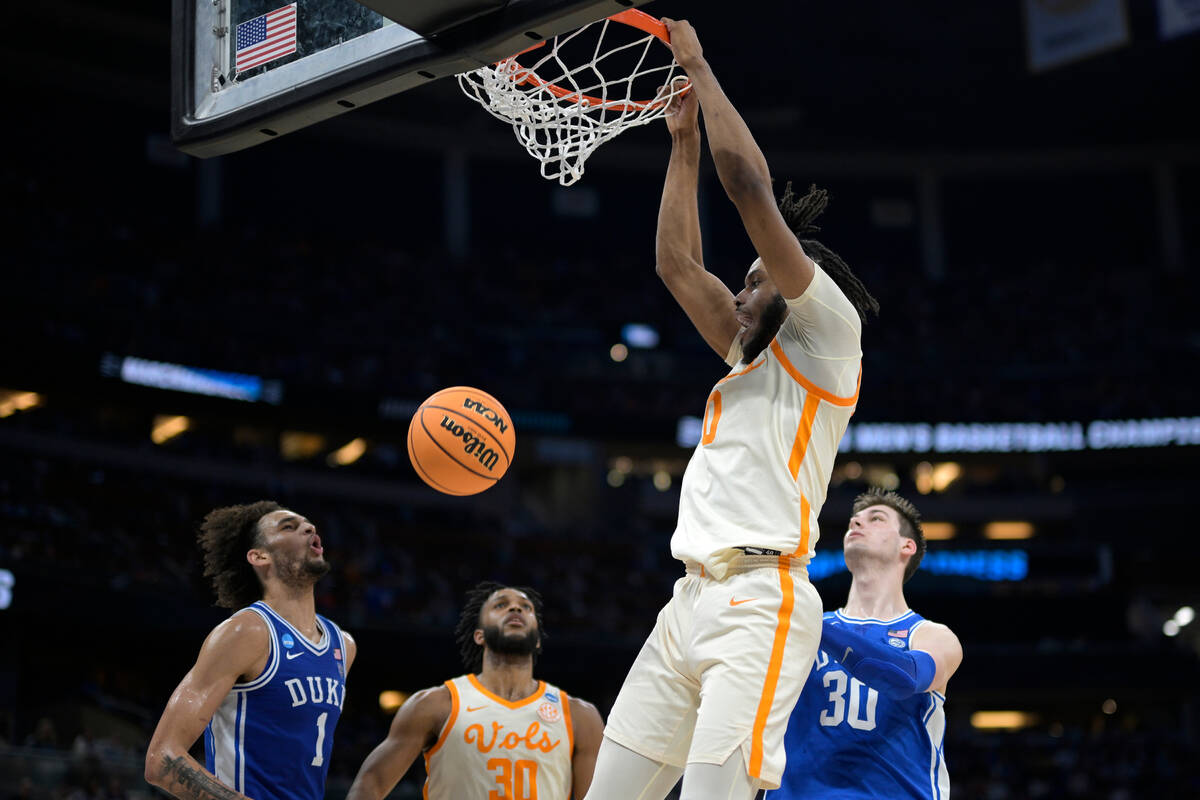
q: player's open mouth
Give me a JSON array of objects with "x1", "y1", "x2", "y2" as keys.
[
  {"x1": 736, "y1": 312, "x2": 753, "y2": 328},
  {"x1": 310, "y1": 535, "x2": 323, "y2": 555}
]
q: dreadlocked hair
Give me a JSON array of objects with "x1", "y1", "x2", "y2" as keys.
[
  {"x1": 455, "y1": 580, "x2": 548, "y2": 674},
  {"x1": 778, "y1": 182, "x2": 880, "y2": 324},
  {"x1": 852, "y1": 488, "x2": 926, "y2": 583},
  {"x1": 198, "y1": 500, "x2": 282, "y2": 609}
]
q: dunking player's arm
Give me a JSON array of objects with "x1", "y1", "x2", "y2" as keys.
[
  {"x1": 346, "y1": 687, "x2": 604, "y2": 800},
  {"x1": 655, "y1": 78, "x2": 740, "y2": 359},
  {"x1": 663, "y1": 18, "x2": 817, "y2": 302},
  {"x1": 144, "y1": 611, "x2": 358, "y2": 799}
]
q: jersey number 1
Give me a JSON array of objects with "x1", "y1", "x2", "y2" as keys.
[{"x1": 311, "y1": 712, "x2": 328, "y2": 767}]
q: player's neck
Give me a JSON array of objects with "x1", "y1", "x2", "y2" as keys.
[
  {"x1": 260, "y1": 588, "x2": 319, "y2": 640},
  {"x1": 842, "y1": 566, "x2": 907, "y2": 621},
  {"x1": 477, "y1": 653, "x2": 539, "y2": 702}
]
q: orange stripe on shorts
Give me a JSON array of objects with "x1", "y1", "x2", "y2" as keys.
[{"x1": 749, "y1": 555, "x2": 796, "y2": 778}]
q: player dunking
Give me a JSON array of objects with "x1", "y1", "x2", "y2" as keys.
[
  {"x1": 769, "y1": 489, "x2": 963, "y2": 799},
  {"x1": 145, "y1": 502, "x2": 355, "y2": 800},
  {"x1": 346, "y1": 581, "x2": 605, "y2": 800},
  {"x1": 584, "y1": 18, "x2": 880, "y2": 800}
]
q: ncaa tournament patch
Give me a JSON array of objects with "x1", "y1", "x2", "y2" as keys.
[
  {"x1": 544, "y1": 691, "x2": 559, "y2": 703},
  {"x1": 281, "y1": 633, "x2": 295, "y2": 649},
  {"x1": 888, "y1": 637, "x2": 906, "y2": 648},
  {"x1": 537, "y1": 701, "x2": 561, "y2": 723}
]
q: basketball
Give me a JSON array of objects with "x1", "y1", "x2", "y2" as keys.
[{"x1": 407, "y1": 386, "x2": 515, "y2": 495}]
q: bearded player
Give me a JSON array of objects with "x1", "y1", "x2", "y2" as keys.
[
  {"x1": 346, "y1": 581, "x2": 605, "y2": 800},
  {"x1": 145, "y1": 502, "x2": 356, "y2": 800},
  {"x1": 584, "y1": 18, "x2": 880, "y2": 800},
  {"x1": 768, "y1": 489, "x2": 963, "y2": 799}
]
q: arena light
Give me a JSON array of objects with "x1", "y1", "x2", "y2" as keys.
[
  {"x1": 610, "y1": 343, "x2": 629, "y2": 362},
  {"x1": 151, "y1": 415, "x2": 191, "y2": 445},
  {"x1": 1175, "y1": 606, "x2": 1195, "y2": 627},
  {"x1": 328, "y1": 438, "x2": 367, "y2": 467},
  {"x1": 0, "y1": 390, "x2": 42, "y2": 418},
  {"x1": 1163, "y1": 619, "x2": 1180, "y2": 637},
  {"x1": 606, "y1": 469, "x2": 626, "y2": 488},
  {"x1": 281, "y1": 432, "x2": 326, "y2": 461},
  {"x1": 922, "y1": 522, "x2": 957, "y2": 541},
  {"x1": 1102, "y1": 699, "x2": 1117, "y2": 715},
  {"x1": 652, "y1": 470, "x2": 672, "y2": 491},
  {"x1": 984, "y1": 521, "x2": 1035, "y2": 540},
  {"x1": 931, "y1": 462, "x2": 962, "y2": 492},
  {"x1": 621, "y1": 323, "x2": 660, "y2": 349},
  {"x1": 378, "y1": 691, "x2": 409, "y2": 713},
  {"x1": 970, "y1": 711, "x2": 1038, "y2": 730},
  {"x1": 105, "y1": 353, "x2": 281, "y2": 404}
]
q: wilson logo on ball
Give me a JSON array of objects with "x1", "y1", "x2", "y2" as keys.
[
  {"x1": 438, "y1": 414, "x2": 501, "y2": 471},
  {"x1": 408, "y1": 386, "x2": 515, "y2": 496}
]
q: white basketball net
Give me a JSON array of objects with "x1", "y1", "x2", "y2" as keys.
[{"x1": 458, "y1": 14, "x2": 689, "y2": 186}]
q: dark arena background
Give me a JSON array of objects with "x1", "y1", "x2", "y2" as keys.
[{"x1": 3, "y1": 1, "x2": 1200, "y2": 798}]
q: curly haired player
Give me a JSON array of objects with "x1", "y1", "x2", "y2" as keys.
[{"x1": 146, "y1": 502, "x2": 355, "y2": 800}]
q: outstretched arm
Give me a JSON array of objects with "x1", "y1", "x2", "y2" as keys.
[
  {"x1": 345, "y1": 686, "x2": 452, "y2": 800},
  {"x1": 822, "y1": 618, "x2": 963, "y2": 698},
  {"x1": 144, "y1": 613, "x2": 269, "y2": 800},
  {"x1": 655, "y1": 82, "x2": 741, "y2": 360},
  {"x1": 663, "y1": 18, "x2": 816, "y2": 301}
]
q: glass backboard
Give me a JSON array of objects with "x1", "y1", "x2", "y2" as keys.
[{"x1": 172, "y1": 0, "x2": 654, "y2": 157}]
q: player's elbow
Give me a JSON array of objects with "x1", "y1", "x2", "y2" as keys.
[
  {"x1": 143, "y1": 747, "x2": 165, "y2": 787},
  {"x1": 711, "y1": 149, "x2": 770, "y2": 203}
]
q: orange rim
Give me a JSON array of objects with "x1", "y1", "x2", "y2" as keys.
[{"x1": 499, "y1": 8, "x2": 689, "y2": 113}]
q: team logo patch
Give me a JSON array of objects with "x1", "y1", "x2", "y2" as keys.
[
  {"x1": 537, "y1": 702, "x2": 561, "y2": 723},
  {"x1": 543, "y1": 691, "x2": 559, "y2": 703},
  {"x1": 281, "y1": 633, "x2": 295, "y2": 649},
  {"x1": 888, "y1": 637, "x2": 905, "y2": 648},
  {"x1": 887, "y1": 629, "x2": 909, "y2": 638}
]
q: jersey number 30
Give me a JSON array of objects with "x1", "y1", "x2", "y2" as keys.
[
  {"x1": 487, "y1": 757, "x2": 538, "y2": 800},
  {"x1": 819, "y1": 670, "x2": 878, "y2": 731}
]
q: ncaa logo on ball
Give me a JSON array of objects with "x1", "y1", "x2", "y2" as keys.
[{"x1": 537, "y1": 701, "x2": 561, "y2": 723}]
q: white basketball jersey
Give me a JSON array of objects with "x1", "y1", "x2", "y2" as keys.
[
  {"x1": 423, "y1": 674, "x2": 575, "y2": 800},
  {"x1": 672, "y1": 263, "x2": 862, "y2": 578}
]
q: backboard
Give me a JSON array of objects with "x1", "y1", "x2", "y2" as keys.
[{"x1": 172, "y1": 0, "x2": 655, "y2": 157}]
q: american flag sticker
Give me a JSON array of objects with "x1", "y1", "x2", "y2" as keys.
[
  {"x1": 334, "y1": 648, "x2": 342, "y2": 660},
  {"x1": 235, "y1": 4, "x2": 298, "y2": 73}
]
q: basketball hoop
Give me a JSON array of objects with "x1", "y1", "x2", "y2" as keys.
[{"x1": 458, "y1": 9, "x2": 689, "y2": 186}]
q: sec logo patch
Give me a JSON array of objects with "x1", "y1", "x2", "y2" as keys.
[{"x1": 537, "y1": 701, "x2": 561, "y2": 723}]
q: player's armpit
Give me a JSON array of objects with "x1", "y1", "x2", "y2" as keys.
[
  {"x1": 345, "y1": 685, "x2": 453, "y2": 800},
  {"x1": 908, "y1": 622, "x2": 964, "y2": 695},
  {"x1": 568, "y1": 697, "x2": 605, "y2": 799},
  {"x1": 144, "y1": 613, "x2": 270, "y2": 798},
  {"x1": 656, "y1": 261, "x2": 741, "y2": 359},
  {"x1": 342, "y1": 630, "x2": 358, "y2": 673}
]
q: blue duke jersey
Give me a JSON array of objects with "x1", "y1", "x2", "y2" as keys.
[
  {"x1": 768, "y1": 610, "x2": 949, "y2": 800},
  {"x1": 204, "y1": 601, "x2": 348, "y2": 800}
]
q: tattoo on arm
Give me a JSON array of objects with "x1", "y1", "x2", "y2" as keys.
[{"x1": 161, "y1": 754, "x2": 245, "y2": 800}]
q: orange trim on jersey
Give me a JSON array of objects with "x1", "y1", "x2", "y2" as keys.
[
  {"x1": 748, "y1": 556, "x2": 796, "y2": 779},
  {"x1": 467, "y1": 673, "x2": 547, "y2": 709},
  {"x1": 716, "y1": 357, "x2": 765, "y2": 385},
  {"x1": 792, "y1": 495, "x2": 812, "y2": 558},
  {"x1": 769, "y1": 340, "x2": 860, "y2": 407},
  {"x1": 561, "y1": 690, "x2": 576, "y2": 757},
  {"x1": 425, "y1": 680, "x2": 460, "y2": 758},
  {"x1": 786, "y1": 395, "x2": 821, "y2": 481}
]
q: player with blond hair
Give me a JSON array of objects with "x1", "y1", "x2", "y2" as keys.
[{"x1": 584, "y1": 18, "x2": 880, "y2": 800}]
